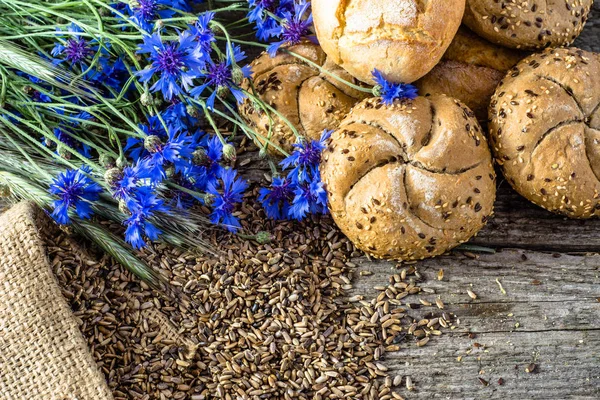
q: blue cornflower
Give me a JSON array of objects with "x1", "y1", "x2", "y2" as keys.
[
  {"x1": 178, "y1": 134, "x2": 224, "y2": 192},
  {"x1": 141, "y1": 128, "x2": 200, "y2": 184},
  {"x1": 267, "y1": 1, "x2": 316, "y2": 57},
  {"x1": 17, "y1": 72, "x2": 43, "y2": 85},
  {"x1": 130, "y1": 0, "x2": 175, "y2": 32},
  {"x1": 165, "y1": 0, "x2": 202, "y2": 12},
  {"x1": 248, "y1": 0, "x2": 293, "y2": 41},
  {"x1": 48, "y1": 127, "x2": 92, "y2": 158},
  {"x1": 207, "y1": 168, "x2": 248, "y2": 232},
  {"x1": 201, "y1": 135, "x2": 224, "y2": 178},
  {"x1": 19, "y1": 72, "x2": 52, "y2": 103},
  {"x1": 255, "y1": 17, "x2": 280, "y2": 42},
  {"x1": 52, "y1": 127, "x2": 77, "y2": 148},
  {"x1": 93, "y1": 57, "x2": 130, "y2": 92},
  {"x1": 51, "y1": 24, "x2": 94, "y2": 69},
  {"x1": 162, "y1": 101, "x2": 199, "y2": 131},
  {"x1": 248, "y1": 0, "x2": 276, "y2": 22},
  {"x1": 289, "y1": 174, "x2": 327, "y2": 220},
  {"x1": 258, "y1": 176, "x2": 294, "y2": 219},
  {"x1": 372, "y1": 69, "x2": 419, "y2": 105},
  {"x1": 141, "y1": 115, "x2": 169, "y2": 138},
  {"x1": 111, "y1": 162, "x2": 147, "y2": 200},
  {"x1": 31, "y1": 90, "x2": 51, "y2": 103},
  {"x1": 190, "y1": 12, "x2": 215, "y2": 53},
  {"x1": 109, "y1": 1, "x2": 128, "y2": 16},
  {"x1": 71, "y1": 111, "x2": 93, "y2": 126},
  {"x1": 49, "y1": 166, "x2": 103, "y2": 225},
  {"x1": 136, "y1": 31, "x2": 205, "y2": 101},
  {"x1": 281, "y1": 129, "x2": 331, "y2": 183},
  {"x1": 124, "y1": 186, "x2": 169, "y2": 249},
  {"x1": 190, "y1": 45, "x2": 252, "y2": 109},
  {"x1": 170, "y1": 162, "x2": 206, "y2": 208},
  {"x1": 124, "y1": 116, "x2": 167, "y2": 160}
]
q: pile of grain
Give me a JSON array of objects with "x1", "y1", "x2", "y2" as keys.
[{"x1": 47, "y1": 185, "x2": 456, "y2": 400}]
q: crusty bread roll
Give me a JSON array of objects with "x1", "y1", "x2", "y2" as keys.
[
  {"x1": 312, "y1": 0, "x2": 465, "y2": 84},
  {"x1": 239, "y1": 42, "x2": 368, "y2": 154},
  {"x1": 416, "y1": 26, "x2": 525, "y2": 120},
  {"x1": 489, "y1": 48, "x2": 600, "y2": 219},
  {"x1": 464, "y1": 0, "x2": 593, "y2": 50},
  {"x1": 321, "y1": 95, "x2": 496, "y2": 261}
]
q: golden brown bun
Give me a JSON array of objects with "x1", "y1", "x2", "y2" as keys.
[
  {"x1": 321, "y1": 95, "x2": 496, "y2": 261},
  {"x1": 239, "y1": 42, "x2": 368, "y2": 154},
  {"x1": 416, "y1": 26, "x2": 526, "y2": 120},
  {"x1": 489, "y1": 48, "x2": 600, "y2": 219},
  {"x1": 312, "y1": 0, "x2": 466, "y2": 84},
  {"x1": 443, "y1": 26, "x2": 525, "y2": 71},
  {"x1": 464, "y1": 0, "x2": 593, "y2": 50}
]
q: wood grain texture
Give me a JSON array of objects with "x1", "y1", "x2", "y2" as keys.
[
  {"x1": 351, "y1": 250, "x2": 600, "y2": 399},
  {"x1": 470, "y1": 182, "x2": 600, "y2": 252},
  {"x1": 383, "y1": 331, "x2": 599, "y2": 399}
]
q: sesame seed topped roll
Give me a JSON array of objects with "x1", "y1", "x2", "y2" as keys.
[
  {"x1": 321, "y1": 95, "x2": 496, "y2": 261},
  {"x1": 464, "y1": 0, "x2": 593, "y2": 50},
  {"x1": 489, "y1": 48, "x2": 600, "y2": 218},
  {"x1": 239, "y1": 42, "x2": 368, "y2": 155}
]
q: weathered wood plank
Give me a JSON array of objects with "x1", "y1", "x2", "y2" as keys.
[
  {"x1": 469, "y1": 184, "x2": 600, "y2": 252},
  {"x1": 352, "y1": 249, "x2": 600, "y2": 303},
  {"x1": 351, "y1": 250, "x2": 600, "y2": 399},
  {"x1": 352, "y1": 249, "x2": 600, "y2": 328},
  {"x1": 384, "y1": 331, "x2": 600, "y2": 399}
]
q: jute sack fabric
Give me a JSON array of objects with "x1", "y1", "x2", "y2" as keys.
[{"x1": 0, "y1": 201, "x2": 113, "y2": 400}]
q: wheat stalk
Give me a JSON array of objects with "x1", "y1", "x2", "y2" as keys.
[
  {"x1": 0, "y1": 169, "x2": 175, "y2": 294},
  {"x1": 0, "y1": 40, "x2": 93, "y2": 97}
]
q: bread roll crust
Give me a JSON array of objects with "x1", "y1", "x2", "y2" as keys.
[
  {"x1": 464, "y1": 0, "x2": 593, "y2": 50},
  {"x1": 416, "y1": 26, "x2": 525, "y2": 120},
  {"x1": 312, "y1": 0, "x2": 466, "y2": 84},
  {"x1": 489, "y1": 48, "x2": 600, "y2": 219},
  {"x1": 239, "y1": 42, "x2": 367, "y2": 154},
  {"x1": 443, "y1": 26, "x2": 524, "y2": 71},
  {"x1": 321, "y1": 95, "x2": 496, "y2": 261}
]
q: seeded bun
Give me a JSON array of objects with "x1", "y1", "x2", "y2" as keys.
[
  {"x1": 463, "y1": 0, "x2": 593, "y2": 50},
  {"x1": 489, "y1": 48, "x2": 600, "y2": 219},
  {"x1": 239, "y1": 42, "x2": 368, "y2": 155},
  {"x1": 416, "y1": 26, "x2": 526, "y2": 120},
  {"x1": 312, "y1": 0, "x2": 465, "y2": 84},
  {"x1": 321, "y1": 95, "x2": 496, "y2": 261}
]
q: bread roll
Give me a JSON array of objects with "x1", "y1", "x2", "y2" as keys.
[
  {"x1": 312, "y1": 0, "x2": 465, "y2": 84},
  {"x1": 464, "y1": 0, "x2": 593, "y2": 50},
  {"x1": 321, "y1": 95, "x2": 496, "y2": 261},
  {"x1": 489, "y1": 48, "x2": 600, "y2": 219},
  {"x1": 239, "y1": 42, "x2": 367, "y2": 154},
  {"x1": 416, "y1": 26, "x2": 525, "y2": 120}
]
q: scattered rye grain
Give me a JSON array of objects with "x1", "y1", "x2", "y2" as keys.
[
  {"x1": 43, "y1": 180, "x2": 453, "y2": 400},
  {"x1": 526, "y1": 363, "x2": 537, "y2": 373}
]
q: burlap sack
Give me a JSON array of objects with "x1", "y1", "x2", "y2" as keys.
[{"x1": 0, "y1": 202, "x2": 113, "y2": 400}]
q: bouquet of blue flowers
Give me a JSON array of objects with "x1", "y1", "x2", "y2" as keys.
[{"x1": 0, "y1": 0, "x2": 413, "y2": 290}]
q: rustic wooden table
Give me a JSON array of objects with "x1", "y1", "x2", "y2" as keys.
[
  {"x1": 348, "y1": 5, "x2": 600, "y2": 399},
  {"x1": 2, "y1": 5, "x2": 596, "y2": 399}
]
